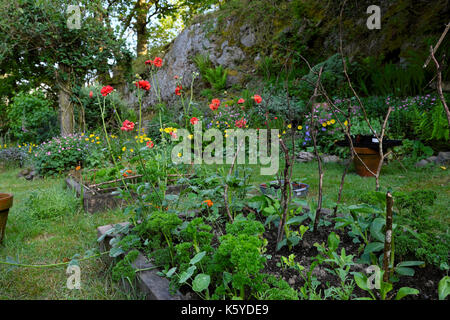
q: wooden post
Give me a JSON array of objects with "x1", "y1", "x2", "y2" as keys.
[{"x1": 383, "y1": 191, "x2": 394, "y2": 282}]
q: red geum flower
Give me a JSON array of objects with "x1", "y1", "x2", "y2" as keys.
[
  {"x1": 135, "y1": 80, "x2": 151, "y2": 91},
  {"x1": 190, "y1": 117, "x2": 199, "y2": 125},
  {"x1": 121, "y1": 120, "x2": 135, "y2": 132},
  {"x1": 153, "y1": 57, "x2": 163, "y2": 67},
  {"x1": 89, "y1": 91, "x2": 93, "y2": 98},
  {"x1": 237, "y1": 98, "x2": 245, "y2": 104},
  {"x1": 175, "y1": 85, "x2": 182, "y2": 96},
  {"x1": 174, "y1": 75, "x2": 179, "y2": 79},
  {"x1": 211, "y1": 98, "x2": 220, "y2": 107},
  {"x1": 235, "y1": 118, "x2": 247, "y2": 128},
  {"x1": 100, "y1": 85, "x2": 114, "y2": 97},
  {"x1": 146, "y1": 140, "x2": 154, "y2": 149},
  {"x1": 145, "y1": 60, "x2": 153, "y2": 65},
  {"x1": 252, "y1": 94, "x2": 262, "y2": 104},
  {"x1": 209, "y1": 103, "x2": 218, "y2": 111}
]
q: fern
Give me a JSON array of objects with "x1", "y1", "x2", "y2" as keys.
[
  {"x1": 204, "y1": 66, "x2": 227, "y2": 91},
  {"x1": 414, "y1": 103, "x2": 449, "y2": 141}
]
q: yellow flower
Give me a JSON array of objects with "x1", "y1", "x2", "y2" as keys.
[
  {"x1": 188, "y1": 134, "x2": 193, "y2": 140},
  {"x1": 327, "y1": 121, "x2": 331, "y2": 126},
  {"x1": 282, "y1": 130, "x2": 286, "y2": 134},
  {"x1": 18, "y1": 145, "x2": 21, "y2": 148},
  {"x1": 225, "y1": 134, "x2": 228, "y2": 138},
  {"x1": 91, "y1": 140, "x2": 95, "y2": 143},
  {"x1": 344, "y1": 120, "x2": 348, "y2": 126},
  {"x1": 330, "y1": 119, "x2": 336, "y2": 124},
  {"x1": 440, "y1": 166, "x2": 447, "y2": 170},
  {"x1": 96, "y1": 141, "x2": 100, "y2": 144},
  {"x1": 177, "y1": 152, "x2": 182, "y2": 158},
  {"x1": 89, "y1": 134, "x2": 94, "y2": 138},
  {"x1": 122, "y1": 147, "x2": 126, "y2": 152},
  {"x1": 81, "y1": 133, "x2": 85, "y2": 136},
  {"x1": 287, "y1": 124, "x2": 292, "y2": 129},
  {"x1": 159, "y1": 128, "x2": 163, "y2": 132},
  {"x1": 322, "y1": 123, "x2": 327, "y2": 127},
  {"x1": 85, "y1": 138, "x2": 89, "y2": 141},
  {"x1": 130, "y1": 149, "x2": 134, "y2": 153},
  {"x1": 298, "y1": 125, "x2": 303, "y2": 130},
  {"x1": 95, "y1": 136, "x2": 100, "y2": 140}
]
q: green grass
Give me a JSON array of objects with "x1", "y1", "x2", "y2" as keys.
[
  {"x1": 0, "y1": 168, "x2": 130, "y2": 300},
  {"x1": 240, "y1": 160, "x2": 450, "y2": 224}
]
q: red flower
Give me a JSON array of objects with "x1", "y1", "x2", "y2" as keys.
[
  {"x1": 210, "y1": 98, "x2": 220, "y2": 111},
  {"x1": 89, "y1": 91, "x2": 93, "y2": 98},
  {"x1": 274, "y1": 117, "x2": 278, "y2": 120},
  {"x1": 100, "y1": 85, "x2": 114, "y2": 97},
  {"x1": 135, "y1": 80, "x2": 151, "y2": 91},
  {"x1": 146, "y1": 140, "x2": 154, "y2": 149},
  {"x1": 252, "y1": 95, "x2": 262, "y2": 104},
  {"x1": 145, "y1": 60, "x2": 153, "y2": 65},
  {"x1": 175, "y1": 85, "x2": 182, "y2": 96},
  {"x1": 235, "y1": 118, "x2": 247, "y2": 128},
  {"x1": 190, "y1": 117, "x2": 199, "y2": 125},
  {"x1": 174, "y1": 75, "x2": 179, "y2": 79},
  {"x1": 211, "y1": 98, "x2": 220, "y2": 106},
  {"x1": 153, "y1": 57, "x2": 163, "y2": 68},
  {"x1": 169, "y1": 131, "x2": 177, "y2": 139},
  {"x1": 121, "y1": 120, "x2": 135, "y2": 132},
  {"x1": 237, "y1": 98, "x2": 245, "y2": 104}
]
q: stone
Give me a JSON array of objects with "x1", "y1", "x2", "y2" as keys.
[
  {"x1": 288, "y1": 277, "x2": 296, "y2": 285},
  {"x1": 415, "y1": 159, "x2": 430, "y2": 167},
  {"x1": 427, "y1": 156, "x2": 438, "y2": 163},
  {"x1": 240, "y1": 27, "x2": 256, "y2": 48},
  {"x1": 296, "y1": 151, "x2": 315, "y2": 162},
  {"x1": 321, "y1": 155, "x2": 341, "y2": 163},
  {"x1": 436, "y1": 152, "x2": 450, "y2": 164}
]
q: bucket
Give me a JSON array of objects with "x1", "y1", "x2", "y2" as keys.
[{"x1": 0, "y1": 193, "x2": 13, "y2": 244}]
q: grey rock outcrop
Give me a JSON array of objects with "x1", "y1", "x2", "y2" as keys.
[{"x1": 143, "y1": 19, "x2": 253, "y2": 108}]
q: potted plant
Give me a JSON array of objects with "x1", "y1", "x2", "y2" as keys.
[
  {"x1": 0, "y1": 193, "x2": 13, "y2": 244},
  {"x1": 336, "y1": 118, "x2": 401, "y2": 177}
]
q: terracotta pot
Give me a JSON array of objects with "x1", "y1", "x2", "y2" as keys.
[
  {"x1": 0, "y1": 193, "x2": 13, "y2": 244},
  {"x1": 353, "y1": 147, "x2": 382, "y2": 177}
]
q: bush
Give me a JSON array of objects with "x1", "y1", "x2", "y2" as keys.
[
  {"x1": 33, "y1": 134, "x2": 94, "y2": 176},
  {"x1": 24, "y1": 184, "x2": 79, "y2": 220},
  {"x1": 0, "y1": 146, "x2": 29, "y2": 168},
  {"x1": 6, "y1": 91, "x2": 58, "y2": 144}
]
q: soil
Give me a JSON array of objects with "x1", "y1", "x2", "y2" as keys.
[{"x1": 259, "y1": 212, "x2": 447, "y2": 300}]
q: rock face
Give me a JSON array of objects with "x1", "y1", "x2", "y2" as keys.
[
  {"x1": 415, "y1": 152, "x2": 450, "y2": 167},
  {"x1": 143, "y1": 19, "x2": 252, "y2": 108}
]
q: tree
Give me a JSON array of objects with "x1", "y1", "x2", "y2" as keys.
[
  {"x1": 0, "y1": 0, "x2": 131, "y2": 135},
  {"x1": 112, "y1": 0, "x2": 219, "y2": 56}
]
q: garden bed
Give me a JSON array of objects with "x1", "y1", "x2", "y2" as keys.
[{"x1": 66, "y1": 176, "x2": 187, "y2": 213}]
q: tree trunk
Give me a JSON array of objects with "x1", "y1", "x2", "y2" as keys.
[
  {"x1": 136, "y1": 0, "x2": 149, "y2": 57},
  {"x1": 58, "y1": 63, "x2": 73, "y2": 136}
]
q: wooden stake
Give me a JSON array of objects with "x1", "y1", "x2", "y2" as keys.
[{"x1": 383, "y1": 192, "x2": 394, "y2": 283}]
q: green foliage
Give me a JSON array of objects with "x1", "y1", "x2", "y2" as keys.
[
  {"x1": 299, "y1": 54, "x2": 347, "y2": 99},
  {"x1": 32, "y1": 134, "x2": 91, "y2": 176},
  {"x1": 193, "y1": 54, "x2": 227, "y2": 91},
  {"x1": 112, "y1": 250, "x2": 139, "y2": 282},
  {"x1": 392, "y1": 139, "x2": 433, "y2": 164},
  {"x1": 24, "y1": 184, "x2": 79, "y2": 220},
  {"x1": 6, "y1": 91, "x2": 58, "y2": 144},
  {"x1": 0, "y1": 146, "x2": 29, "y2": 168},
  {"x1": 413, "y1": 102, "x2": 449, "y2": 142}
]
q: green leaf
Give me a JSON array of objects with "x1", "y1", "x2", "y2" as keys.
[
  {"x1": 327, "y1": 232, "x2": 340, "y2": 252},
  {"x1": 190, "y1": 251, "x2": 206, "y2": 265},
  {"x1": 395, "y1": 267, "x2": 415, "y2": 277},
  {"x1": 395, "y1": 287, "x2": 419, "y2": 300},
  {"x1": 286, "y1": 215, "x2": 308, "y2": 225},
  {"x1": 370, "y1": 218, "x2": 386, "y2": 242},
  {"x1": 396, "y1": 261, "x2": 425, "y2": 267},
  {"x1": 192, "y1": 273, "x2": 210, "y2": 292},
  {"x1": 166, "y1": 267, "x2": 177, "y2": 278},
  {"x1": 438, "y1": 276, "x2": 450, "y2": 300},
  {"x1": 353, "y1": 272, "x2": 369, "y2": 291},
  {"x1": 109, "y1": 247, "x2": 124, "y2": 258},
  {"x1": 364, "y1": 242, "x2": 384, "y2": 254},
  {"x1": 178, "y1": 265, "x2": 196, "y2": 284}
]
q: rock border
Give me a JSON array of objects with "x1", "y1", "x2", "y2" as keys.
[{"x1": 97, "y1": 223, "x2": 185, "y2": 300}]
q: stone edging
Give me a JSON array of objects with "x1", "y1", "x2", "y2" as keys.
[{"x1": 97, "y1": 223, "x2": 185, "y2": 300}]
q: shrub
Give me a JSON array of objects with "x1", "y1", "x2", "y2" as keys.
[
  {"x1": 0, "y1": 146, "x2": 29, "y2": 168},
  {"x1": 32, "y1": 134, "x2": 92, "y2": 176},
  {"x1": 6, "y1": 91, "x2": 58, "y2": 144}
]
